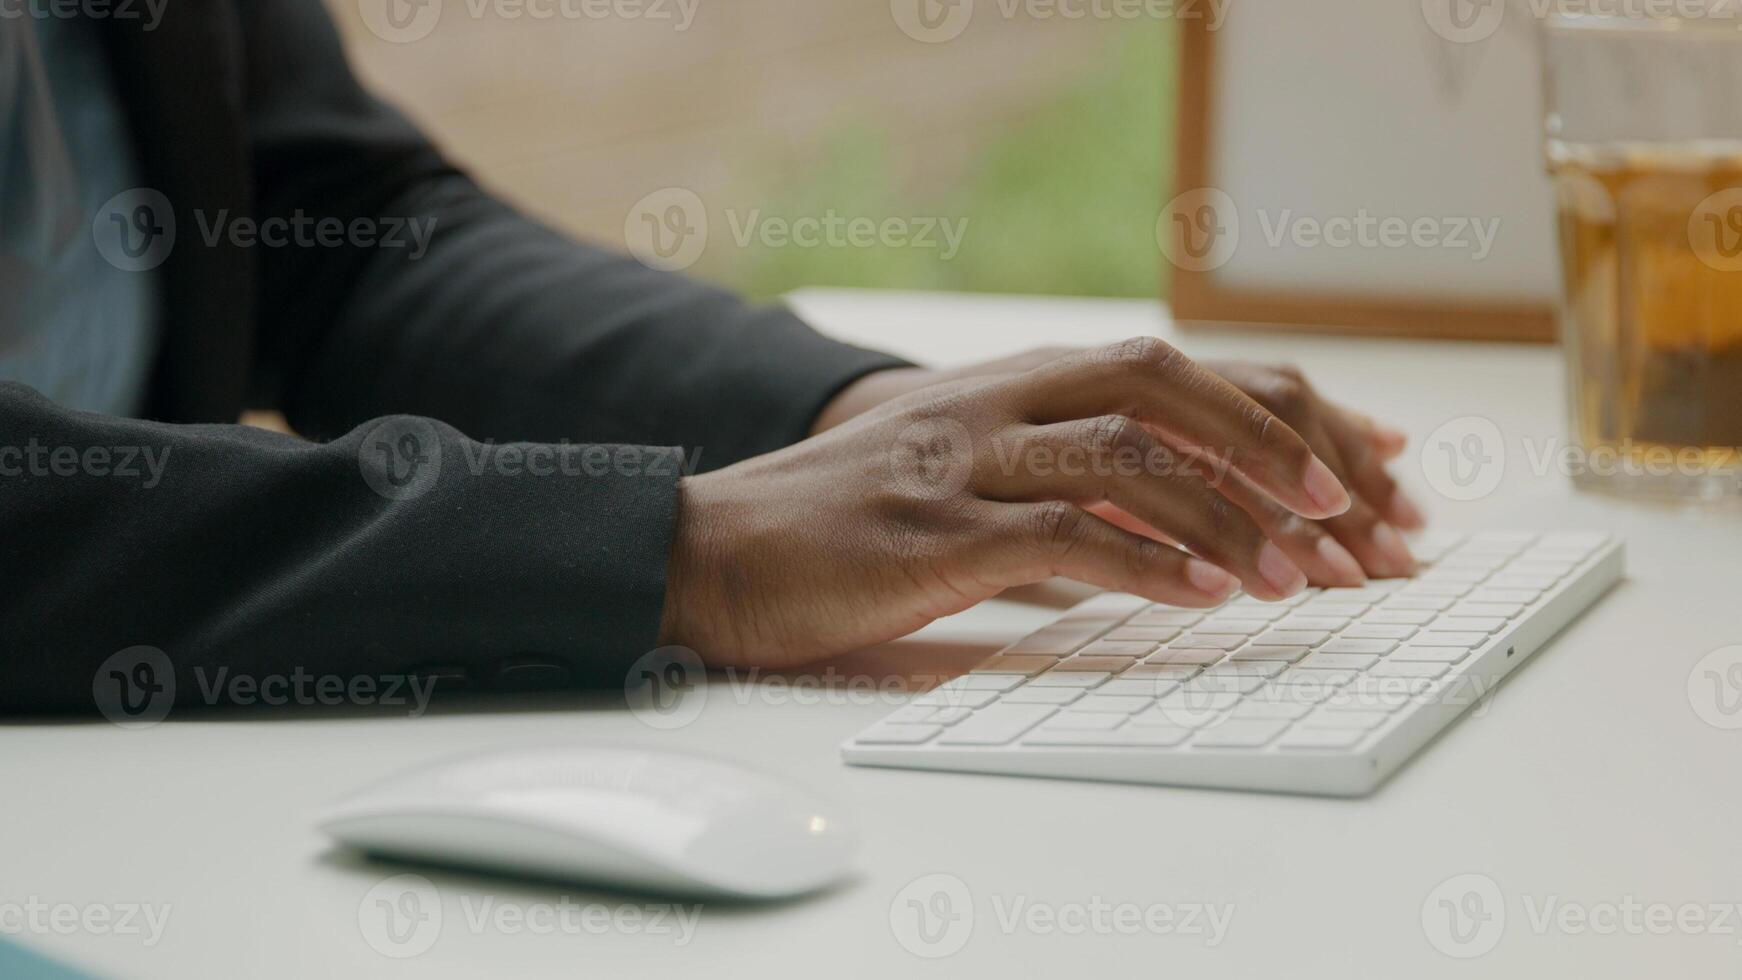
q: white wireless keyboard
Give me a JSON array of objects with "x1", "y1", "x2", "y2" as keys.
[{"x1": 843, "y1": 531, "x2": 1624, "y2": 796}]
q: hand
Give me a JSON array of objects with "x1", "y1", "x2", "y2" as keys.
[
  {"x1": 816, "y1": 348, "x2": 1421, "y2": 585},
  {"x1": 662, "y1": 337, "x2": 1354, "y2": 670}
]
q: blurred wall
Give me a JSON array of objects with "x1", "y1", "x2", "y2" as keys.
[{"x1": 323, "y1": 0, "x2": 1128, "y2": 273}]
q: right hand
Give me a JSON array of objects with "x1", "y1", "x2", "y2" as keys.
[{"x1": 658, "y1": 338, "x2": 1357, "y2": 671}]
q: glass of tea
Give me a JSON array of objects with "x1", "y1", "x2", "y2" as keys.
[{"x1": 1543, "y1": 10, "x2": 1742, "y2": 499}]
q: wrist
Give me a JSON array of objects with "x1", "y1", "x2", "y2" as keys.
[{"x1": 809, "y1": 366, "x2": 938, "y2": 436}]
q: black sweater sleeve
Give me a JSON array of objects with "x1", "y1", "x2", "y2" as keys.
[{"x1": 0, "y1": 0, "x2": 907, "y2": 713}]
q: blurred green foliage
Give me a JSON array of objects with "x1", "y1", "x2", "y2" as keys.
[{"x1": 717, "y1": 26, "x2": 1175, "y2": 300}]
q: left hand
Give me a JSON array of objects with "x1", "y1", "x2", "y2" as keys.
[{"x1": 814, "y1": 348, "x2": 1423, "y2": 585}]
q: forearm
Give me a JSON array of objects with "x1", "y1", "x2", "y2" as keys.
[{"x1": 0, "y1": 383, "x2": 679, "y2": 713}]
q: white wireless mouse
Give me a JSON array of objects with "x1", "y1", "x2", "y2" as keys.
[{"x1": 318, "y1": 744, "x2": 858, "y2": 900}]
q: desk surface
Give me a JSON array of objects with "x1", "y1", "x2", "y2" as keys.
[{"x1": 9, "y1": 290, "x2": 1739, "y2": 979}]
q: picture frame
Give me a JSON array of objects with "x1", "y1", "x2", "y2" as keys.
[{"x1": 1168, "y1": 1, "x2": 1559, "y2": 342}]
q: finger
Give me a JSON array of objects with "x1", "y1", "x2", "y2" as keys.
[
  {"x1": 969, "y1": 500, "x2": 1240, "y2": 607},
  {"x1": 1322, "y1": 408, "x2": 1427, "y2": 530},
  {"x1": 1083, "y1": 501, "x2": 1175, "y2": 546},
  {"x1": 975, "y1": 417, "x2": 1307, "y2": 600},
  {"x1": 1295, "y1": 416, "x2": 1418, "y2": 577},
  {"x1": 1012, "y1": 338, "x2": 1352, "y2": 521},
  {"x1": 1208, "y1": 470, "x2": 1370, "y2": 588},
  {"x1": 1335, "y1": 405, "x2": 1408, "y2": 461}
]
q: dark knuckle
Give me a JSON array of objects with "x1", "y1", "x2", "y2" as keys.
[
  {"x1": 1033, "y1": 501, "x2": 1081, "y2": 552},
  {"x1": 1105, "y1": 336, "x2": 1180, "y2": 374},
  {"x1": 1085, "y1": 414, "x2": 1135, "y2": 455}
]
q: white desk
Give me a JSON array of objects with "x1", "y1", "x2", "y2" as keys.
[{"x1": 8, "y1": 290, "x2": 1739, "y2": 978}]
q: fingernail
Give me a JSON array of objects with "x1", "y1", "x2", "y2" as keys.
[
  {"x1": 1389, "y1": 488, "x2": 1427, "y2": 529},
  {"x1": 1303, "y1": 457, "x2": 1352, "y2": 516},
  {"x1": 1185, "y1": 558, "x2": 1240, "y2": 599},
  {"x1": 1257, "y1": 541, "x2": 1308, "y2": 596},
  {"x1": 1370, "y1": 522, "x2": 1418, "y2": 574},
  {"x1": 1315, "y1": 535, "x2": 1367, "y2": 584}
]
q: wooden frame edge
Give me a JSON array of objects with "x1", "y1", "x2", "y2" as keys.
[{"x1": 1167, "y1": 19, "x2": 1555, "y2": 344}]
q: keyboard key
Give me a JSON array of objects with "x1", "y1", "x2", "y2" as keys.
[
  {"x1": 1202, "y1": 661, "x2": 1287, "y2": 679},
  {"x1": 1027, "y1": 672, "x2": 1111, "y2": 688},
  {"x1": 1368, "y1": 661, "x2": 1449, "y2": 679},
  {"x1": 1295, "y1": 600, "x2": 1372, "y2": 618},
  {"x1": 912, "y1": 689, "x2": 1000, "y2": 708},
  {"x1": 1390, "y1": 645, "x2": 1473, "y2": 664},
  {"x1": 1002, "y1": 624, "x2": 1107, "y2": 656},
  {"x1": 857, "y1": 724, "x2": 942, "y2": 744},
  {"x1": 1192, "y1": 719, "x2": 1288, "y2": 748},
  {"x1": 1231, "y1": 645, "x2": 1313, "y2": 663},
  {"x1": 1195, "y1": 617, "x2": 1270, "y2": 636},
  {"x1": 1296, "y1": 652, "x2": 1380, "y2": 671},
  {"x1": 1320, "y1": 639, "x2": 1399, "y2": 656},
  {"x1": 1151, "y1": 691, "x2": 1240, "y2": 726},
  {"x1": 1341, "y1": 624, "x2": 1417, "y2": 640},
  {"x1": 1069, "y1": 592, "x2": 1152, "y2": 617},
  {"x1": 1128, "y1": 610, "x2": 1204, "y2": 628},
  {"x1": 1383, "y1": 595, "x2": 1455, "y2": 611},
  {"x1": 1041, "y1": 711, "x2": 1126, "y2": 730},
  {"x1": 1468, "y1": 588, "x2": 1540, "y2": 604},
  {"x1": 1231, "y1": 701, "x2": 1311, "y2": 720},
  {"x1": 1488, "y1": 574, "x2": 1558, "y2": 590},
  {"x1": 1413, "y1": 631, "x2": 1488, "y2": 648},
  {"x1": 972, "y1": 655, "x2": 1059, "y2": 676},
  {"x1": 1301, "y1": 708, "x2": 1390, "y2": 730},
  {"x1": 1277, "y1": 616, "x2": 1350, "y2": 631},
  {"x1": 1073, "y1": 695, "x2": 1155, "y2": 714},
  {"x1": 1120, "y1": 663, "x2": 1202, "y2": 681},
  {"x1": 1078, "y1": 640, "x2": 1160, "y2": 659},
  {"x1": 883, "y1": 705, "x2": 938, "y2": 724},
  {"x1": 1001, "y1": 686, "x2": 1087, "y2": 705},
  {"x1": 1418, "y1": 567, "x2": 1489, "y2": 584},
  {"x1": 1449, "y1": 602, "x2": 1524, "y2": 618},
  {"x1": 1366, "y1": 609, "x2": 1436, "y2": 625},
  {"x1": 1278, "y1": 727, "x2": 1366, "y2": 750},
  {"x1": 937, "y1": 705, "x2": 1057, "y2": 745},
  {"x1": 1055, "y1": 657, "x2": 1141, "y2": 672},
  {"x1": 1397, "y1": 582, "x2": 1470, "y2": 598},
  {"x1": 1256, "y1": 629, "x2": 1331, "y2": 647},
  {"x1": 1430, "y1": 616, "x2": 1506, "y2": 634},
  {"x1": 1095, "y1": 678, "x2": 1178, "y2": 698},
  {"x1": 928, "y1": 707, "x2": 975, "y2": 725},
  {"x1": 1348, "y1": 675, "x2": 1434, "y2": 699},
  {"x1": 1146, "y1": 648, "x2": 1227, "y2": 666},
  {"x1": 1272, "y1": 668, "x2": 1356, "y2": 688},
  {"x1": 1168, "y1": 634, "x2": 1247, "y2": 651},
  {"x1": 1183, "y1": 674, "x2": 1267, "y2": 695},
  {"x1": 1104, "y1": 627, "x2": 1182, "y2": 643},
  {"x1": 937, "y1": 674, "x2": 1025, "y2": 692},
  {"x1": 1024, "y1": 726, "x2": 1191, "y2": 747}
]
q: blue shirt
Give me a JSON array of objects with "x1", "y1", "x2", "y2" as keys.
[{"x1": 0, "y1": 17, "x2": 160, "y2": 416}]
